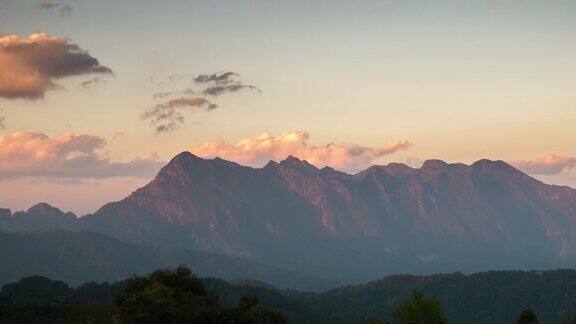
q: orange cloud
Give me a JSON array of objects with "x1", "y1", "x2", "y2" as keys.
[
  {"x1": 511, "y1": 154, "x2": 576, "y2": 175},
  {"x1": 0, "y1": 33, "x2": 111, "y2": 99},
  {"x1": 0, "y1": 132, "x2": 163, "y2": 178},
  {"x1": 190, "y1": 131, "x2": 412, "y2": 172}
]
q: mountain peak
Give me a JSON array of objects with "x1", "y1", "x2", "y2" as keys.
[
  {"x1": 0, "y1": 208, "x2": 11, "y2": 219},
  {"x1": 159, "y1": 151, "x2": 210, "y2": 174},
  {"x1": 471, "y1": 159, "x2": 528, "y2": 178},
  {"x1": 382, "y1": 163, "x2": 416, "y2": 178},
  {"x1": 27, "y1": 202, "x2": 63, "y2": 215},
  {"x1": 25, "y1": 203, "x2": 77, "y2": 220},
  {"x1": 472, "y1": 159, "x2": 508, "y2": 168},
  {"x1": 170, "y1": 151, "x2": 204, "y2": 163},
  {"x1": 264, "y1": 160, "x2": 279, "y2": 168},
  {"x1": 279, "y1": 155, "x2": 319, "y2": 172},
  {"x1": 421, "y1": 159, "x2": 449, "y2": 169},
  {"x1": 281, "y1": 155, "x2": 303, "y2": 164}
]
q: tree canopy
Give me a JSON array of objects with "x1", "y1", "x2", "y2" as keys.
[
  {"x1": 0, "y1": 266, "x2": 289, "y2": 324},
  {"x1": 517, "y1": 308, "x2": 539, "y2": 324},
  {"x1": 393, "y1": 290, "x2": 447, "y2": 324}
]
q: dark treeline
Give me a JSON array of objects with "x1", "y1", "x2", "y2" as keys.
[
  {"x1": 0, "y1": 267, "x2": 289, "y2": 323},
  {"x1": 3, "y1": 268, "x2": 576, "y2": 323},
  {"x1": 293, "y1": 270, "x2": 576, "y2": 323}
]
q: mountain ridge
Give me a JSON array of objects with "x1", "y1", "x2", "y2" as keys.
[
  {"x1": 82, "y1": 153, "x2": 576, "y2": 281},
  {"x1": 4, "y1": 153, "x2": 576, "y2": 282}
]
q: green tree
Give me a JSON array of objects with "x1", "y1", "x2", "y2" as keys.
[
  {"x1": 115, "y1": 266, "x2": 290, "y2": 324},
  {"x1": 115, "y1": 266, "x2": 221, "y2": 323},
  {"x1": 231, "y1": 296, "x2": 290, "y2": 324},
  {"x1": 517, "y1": 308, "x2": 539, "y2": 324},
  {"x1": 0, "y1": 276, "x2": 72, "y2": 304},
  {"x1": 392, "y1": 290, "x2": 447, "y2": 324}
]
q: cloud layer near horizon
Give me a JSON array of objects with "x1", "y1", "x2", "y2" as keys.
[
  {"x1": 190, "y1": 131, "x2": 412, "y2": 172},
  {"x1": 511, "y1": 154, "x2": 576, "y2": 175},
  {"x1": 0, "y1": 33, "x2": 111, "y2": 99},
  {"x1": 0, "y1": 132, "x2": 163, "y2": 178}
]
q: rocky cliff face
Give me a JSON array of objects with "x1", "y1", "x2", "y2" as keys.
[{"x1": 74, "y1": 152, "x2": 576, "y2": 281}]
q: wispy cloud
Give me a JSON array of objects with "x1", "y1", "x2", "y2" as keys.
[
  {"x1": 202, "y1": 84, "x2": 261, "y2": 96},
  {"x1": 142, "y1": 71, "x2": 260, "y2": 134},
  {"x1": 195, "y1": 71, "x2": 261, "y2": 96},
  {"x1": 0, "y1": 34, "x2": 112, "y2": 100},
  {"x1": 152, "y1": 91, "x2": 173, "y2": 100},
  {"x1": 39, "y1": 1, "x2": 72, "y2": 15},
  {"x1": 81, "y1": 76, "x2": 107, "y2": 89},
  {"x1": 180, "y1": 88, "x2": 195, "y2": 95},
  {"x1": 191, "y1": 131, "x2": 412, "y2": 172},
  {"x1": 141, "y1": 97, "x2": 217, "y2": 134},
  {"x1": 194, "y1": 72, "x2": 239, "y2": 85},
  {"x1": 111, "y1": 132, "x2": 125, "y2": 141}
]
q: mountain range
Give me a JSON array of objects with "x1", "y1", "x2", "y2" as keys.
[{"x1": 2, "y1": 152, "x2": 576, "y2": 284}]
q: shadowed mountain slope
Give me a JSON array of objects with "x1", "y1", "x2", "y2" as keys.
[{"x1": 0, "y1": 230, "x2": 333, "y2": 291}]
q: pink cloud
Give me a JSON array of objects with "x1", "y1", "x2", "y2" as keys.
[
  {"x1": 511, "y1": 154, "x2": 576, "y2": 175},
  {"x1": 0, "y1": 132, "x2": 163, "y2": 178},
  {"x1": 0, "y1": 33, "x2": 111, "y2": 99},
  {"x1": 190, "y1": 131, "x2": 412, "y2": 172}
]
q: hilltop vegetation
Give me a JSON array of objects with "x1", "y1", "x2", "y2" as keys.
[
  {"x1": 0, "y1": 267, "x2": 288, "y2": 324},
  {"x1": 3, "y1": 268, "x2": 576, "y2": 323}
]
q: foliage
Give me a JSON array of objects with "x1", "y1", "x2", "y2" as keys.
[
  {"x1": 516, "y1": 308, "x2": 539, "y2": 324},
  {"x1": 0, "y1": 267, "x2": 289, "y2": 324},
  {"x1": 0, "y1": 276, "x2": 72, "y2": 304},
  {"x1": 230, "y1": 297, "x2": 290, "y2": 324},
  {"x1": 3, "y1": 268, "x2": 576, "y2": 323},
  {"x1": 289, "y1": 270, "x2": 576, "y2": 324},
  {"x1": 116, "y1": 266, "x2": 221, "y2": 323},
  {"x1": 392, "y1": 290, "x2": 447, "y2": 324}
]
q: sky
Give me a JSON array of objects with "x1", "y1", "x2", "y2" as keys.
[{"x1": 0, "y1": 0, "x2": 575, "y2": 214}]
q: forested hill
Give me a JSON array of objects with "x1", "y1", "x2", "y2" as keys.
[
  {"x1": 3, "y1": 269, "x2": 576, "y2": 323},
  {"x1": 294, "y1": 270, "x2": 576, "y2": 323}
]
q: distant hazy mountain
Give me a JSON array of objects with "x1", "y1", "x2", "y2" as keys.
[
  {"x1": 4, "y1": 152, "x2": 576, "y2": 282},
  {"x1": 0, "y1": 230, "x2": 332, "y2": 291},
  {"x1": 0, "y1": 203, "x2": 76, "y2": 233}
]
